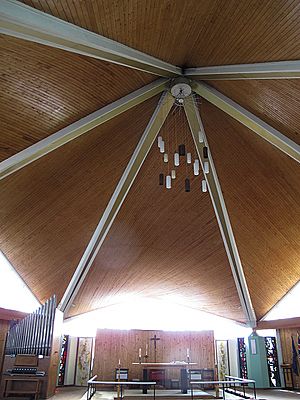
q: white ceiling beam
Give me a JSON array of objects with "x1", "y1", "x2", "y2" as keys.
[
  {"x1": 58, "y1": 91, "x2": 174, "y2": 313},
  {"x1": 192, "y1": 81, "x2": 300, "y2": 163},
  {"x1": 184, "y1": 60, "x2": 300, "y2": 80},
  {"x1": 184, "y1": 97, "x2": 257, "y2": 327},
  {"x1": 0, "y1": 0, "x2": 181, "y2": 77},
  {"x1": 0, "y1": 78, "x2": 168, "y2": 180}
]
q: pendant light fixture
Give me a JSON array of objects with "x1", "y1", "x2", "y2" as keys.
[
  {"x1": 204, "y1": 161, "x2": 209, "y2": 174},
  {"x1": 193, "y1": 159, "x2": 200, "y2": 176},
  {"x1": 156, "y1": 78, "x2": 210, "y2": 194},
  {"x1": 166, "y1": 175, "x2": 171, "y2": 189},
  {"x1": 185, "y1": 178, "x2": 190, "y2": 192},
  {"x1": 158, "y1": 136, "x2": 163, "y2": 148},
  {"x1": 159, "y1": 173, "x2": 164, "y2": 185},
  {"x1": 198, "y1": 131, "x2": 204, "y2": 143},
  {"x1": 179, "y1": 144, "x2": 186, "y2": 156}
]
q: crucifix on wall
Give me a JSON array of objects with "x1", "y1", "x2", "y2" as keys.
[{"x1": 150, "y1": 334, "x2": 160, "y2": 362}]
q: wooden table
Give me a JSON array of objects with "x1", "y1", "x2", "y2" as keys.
[
  {"x1": 3, "y1": 376, "x2": 42, "y2": 400},
  {"x1": 132, "y1": 362, "x2": 197, "y2": 394}
]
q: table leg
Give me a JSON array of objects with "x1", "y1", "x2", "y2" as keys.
[
  {"x1": 143, "y1": 369, "x2": 148, "y2": 394},
  {"x1": 180, "y1": 369, "x2": 188, "y2": 394}
]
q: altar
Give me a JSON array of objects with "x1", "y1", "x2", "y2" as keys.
[{"x1": 132, "y1": 362, "x2": 197, "y2": 394}]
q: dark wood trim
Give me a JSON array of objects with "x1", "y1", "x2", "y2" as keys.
[{"x1": 0, "y1": 308, "x2": 27, "y2": 321}]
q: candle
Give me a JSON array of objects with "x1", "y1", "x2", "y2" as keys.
[
  {"x1": 146, "y1": 344, "x2": 148, "y2": 356},
  {"x1": 118, "y1": 359, "x2": 121, "y2": 366},
  {"x1": 139, "y1": 348, "x2": 142, "y2": 357},
  {"x1": 187, "y1": 348, "x2": 190, "y2": 357}
]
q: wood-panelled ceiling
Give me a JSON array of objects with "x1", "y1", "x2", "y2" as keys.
[
  {"x1": 0, "y1": 34, "x2": 155, "y2": 161},
  {"x1": 1, "y1": 0, "x2": 300, "y2": 325},
  {"x1": 67, "y1": 109, "x2": 245, "y2": 323},
  {"x1": 19, "y1": 0, "x2": 300, "y2": 67},
  {"x1": 0, "y1": 97, "x2": 159, "y2": 304},
  {"x1": 207, "y1": 80, "x2": 300, "y2": 145},
  {"x1": 201, "y1": 100, "x2": 300, "y2": 321}
]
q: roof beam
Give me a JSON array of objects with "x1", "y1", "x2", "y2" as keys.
[
  {"x1": 58, "y1": 91, "x2": 174, "y2": 313},
  {"x1": 184, "y1": 97, "x2": 257, "y2": 327},
  {"x1": 257, "y1": 317, "x2": 300, "y2": 330},
  {"x1": 192, "y1": 81, "x2": 300, "y2": 163},
  {"x1": 184, "y1": 60, "x2": 300, "y2": 80},
  {"x1": 0, "y1": 0, "x2": 181, "y2": 77},
  {"x1": 0, "y1": 78, "x2": 168, "y2": 180}
]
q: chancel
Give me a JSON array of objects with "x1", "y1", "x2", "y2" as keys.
[{"x1": 0, "y1": 1, "x2": 300, "y2": 400}]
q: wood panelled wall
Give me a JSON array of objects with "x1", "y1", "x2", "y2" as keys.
[
  {"x1": 93, "y1": 329, "x2": 215, "y2": 381},
  {"x1": 0, "y1": 320, "x2": 9, "y2": 374},
  {"x1": 279, "y1": 327, "x2": 300, "y2": 389}
]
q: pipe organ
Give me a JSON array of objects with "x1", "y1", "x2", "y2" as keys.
[
  {"x1": 5, "y1": 296, "x2": 56, "y2": 357},
  {"x1": 0, "y1": 295, "x2": 63, "y2": 399}
]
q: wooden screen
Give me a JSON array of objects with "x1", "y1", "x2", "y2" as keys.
[{"x1": 93, "y1": 329, "x2": 215, "y2": 382}]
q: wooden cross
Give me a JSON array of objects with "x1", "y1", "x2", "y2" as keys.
[{"x1": 150, "y1": 334, "x2": 160, "y2": 362}]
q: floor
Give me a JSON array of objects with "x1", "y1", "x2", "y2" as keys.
[{"x1": 47, "y1": 387, "x2": 300, "y2": 400}]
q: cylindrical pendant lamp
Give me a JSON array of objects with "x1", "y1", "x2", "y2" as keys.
[
  {"x1": 187, "y1": 152, "x2": 192, "y2": 164},
  {"x1": 160, "y1": 140, "x2": 165, "y2": 153},
  {"x1": 198, "y1": 131, "x2": 204, "y2": 143},
  {"x1": 202, "y1": 180, "x2": 207, "y2": 192},
  {"x1": 164, "y1": 153, "x2": 168, "y2": 163},
  {"x1": 171, "y1": 170, "x2": 176, "y2": 179},
  {"x1": 203, "y1": 146, "x2": 208, "y2": 159},
  {"x1": 158, "y1": 136, "x2": 163, "y2": 148},
  {"x1": 185, "y1": 178, "x2": 191, "y2": 192},
  {"x1": 159, "y1": 173, "x2": 164, "y2": 185},
  {"x1": 166, "y1": 175, "x2": 171, "y2": 189},
  {"x1": 179, "y1": 144, "x2": 186, "y2": 156},
  {"x1": 174, "y1": 152, "x2": 180, "y2": 166},
  {"x1": 193, "y1": 159, "x2": 199, "y2": 176},
  {"x1": 204, "y1": 161, "x2": 209, "y2": 174}
]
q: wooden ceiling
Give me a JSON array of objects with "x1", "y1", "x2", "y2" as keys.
[
  {"x1": 201, "y1": 100, "x2": 300, "y2": 320},
  {"x1": 0, "y1": 97, "x2": 159, "y2": 304},
  {"x1": 67, "y1": 109, "x2": 245, "y2": 322},
  {"x1": 19, "y1": 0, "x2": 300, "y2": 67},
  {"x1": 207, "y1": 80, "x2": 300, "y2": 145},
  {"x1": 0, "y1": 0, "x2": 299, "y2": 325},
  {"x1": 0, "y1": 34, "x2": 155, "y2": 161}
]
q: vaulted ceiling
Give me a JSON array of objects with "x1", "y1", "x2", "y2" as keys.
[{"x1": 0, "y1": 0, "x2": 299, "y2": 327}]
